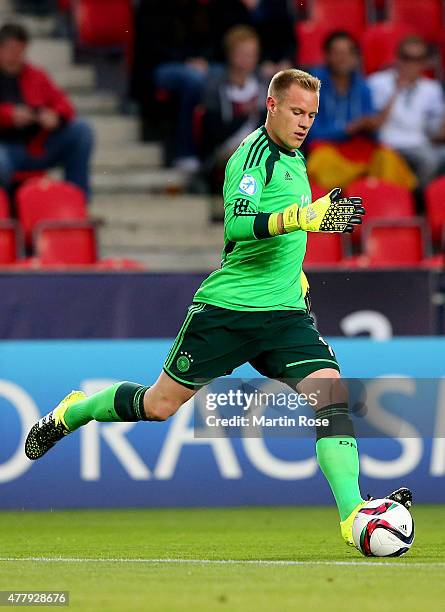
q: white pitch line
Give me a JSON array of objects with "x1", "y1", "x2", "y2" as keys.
[{"x1": 0, "y1": 557, "x2": 444, "y2": 568}]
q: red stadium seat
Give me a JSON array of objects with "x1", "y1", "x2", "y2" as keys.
[
  {"x1": 296, "y1": 6, "x2": 365, "y2": 68},
  {"x1": 347, "y1": 178, "x2": 415, "y2": 218},
  {"x1": 58, "y1": 0, "x2": 71, "y2": 11},
  {"x1": 296, "y1": 21, "x2": 329, "y2": 66},
  {"x1": 75, "y1": 0, "x2": 133, "y2": 48},
  {"x1": 95, "y1": 257, "x2": 146, "y2": 270},
  {"x1": 362, "y1": 23, "x2": 415, "y2": 74},
  {"x1": 34, "y1": 221, "x2": 97, "y2": 266},
  {"x1": 311, "y1": 0, "x2": 366, "y2": 38},
  {"x1": 16, "y1": 179, "x2": 87, "y2": 244},
  {"x1": 362, "y1": 219, "x2": 430, "y2": 267},
  {"x1": 12, "y1": 170, "x2": 46, "y2": 186},
  {"x1": 387, "y1": 0, "x2": 443, "y2": 42},
  {"x1": 304, "y1": 232, "x2": 345, "y2": 267},
  {"x1": 347, "y1": 178, "x2": 415, "y2": 244},
  {"x1": 0, "y1": 188, "x2": 9, "y2": 218},
  {"x1": 309, "y1": 181, "x2": 328, "y2": 201},
  {"x1": 0, "y1": 220, "x2": 20, "y2": 265},
  {"x1": 425, "y1": 176, "x2": 445, "y2": 245}
]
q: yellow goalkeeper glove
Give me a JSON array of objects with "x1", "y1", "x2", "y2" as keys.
[{"x1": 269, "y1": 188, "x2": 365, "y2": 235}]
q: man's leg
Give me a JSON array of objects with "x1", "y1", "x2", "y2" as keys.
[
  {"x1": 296, "y1": 369, "x2": 363, "y2": 529},
  {"x1": 42, "y1": 119, "x2": 94, "y2": 199},
  {"x1": 25, "y1": 302, "x2": 255, "y2": 461},
  {"x1": 398, "y1": 145, "x2": 440, "y2": 187},
  {"x1": 0, "y1": 145, "x2": 14, "y2": 191},
  {"x1": 25, "y1": 372, "x2": 195, "y2": 460},
  {"x1": 154, "y1": 62, "x2": 206, "y2": 162},
  {"x1": 0, "y1": 143, "x2": 31, "y2": 193},
  {"x1": 296, "y1": 368, "x2": 412, "y2": 545},
  {"x1": 64, "y1": 370, "x2": 195, "y2": 430}
]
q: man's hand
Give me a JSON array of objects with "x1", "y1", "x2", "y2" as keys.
[
  {"x1": 37, "y1": 108, "x2": 60, "y2": 131},
  {"x1": 12, "y1": 105, "x2": 35, "y2": 128},
  {"x1": 283, "y1": 188, "x2": 365, "y2": 233},
  {"x1": 346, "y1": 116, "x2": 378, "y2": 134}
]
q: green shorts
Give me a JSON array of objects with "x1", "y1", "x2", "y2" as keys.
[{"x1": 163, "y1": 302, "x2": 340, "y2": 389}]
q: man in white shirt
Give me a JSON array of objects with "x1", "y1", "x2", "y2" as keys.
[{"x1": 368, "y1": 35, "x2": 445, "y2": 186}]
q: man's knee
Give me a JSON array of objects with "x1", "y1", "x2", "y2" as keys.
[
  {"x1": 144, "y1": 385, "x2": 183, "y2": 421},
  {"x1": 297, "y1": 368, "x2": 347, "y2": 409},
  {"x1": 143, "y1": 371, "x2": 196, "y2": 421},
  {"x1": 62, "y1": 119, "x2": 95, "y2": 152},
  {"x1": 144, "y1": 393, "x2": 181, "y2": 421},
  {"x1": 155, "y1": 62, "x2": 203, "y2": 90}
]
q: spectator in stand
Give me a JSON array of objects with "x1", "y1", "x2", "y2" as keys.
[
  {"x1": 199, "y1": 26, "x2": 266, "y2": 218},
  {"x1": 151, "y1": 0, "x2": 220, "y2": 171},
  {"x1": 217, "y1": 0, "x2": 297, "y2": 80},
  {"x1": 306, "y1": 30, "x2": 416, "y2": 191},
  {"x1": 0, "y1": 23, "x2": 94, "y2": 199},
  {"x1": 305, "y1": 31, "x2": 379, "y2": 188},
  {"x1": 368, "y1": 35, "x2": 445, "y2": 187},
  {"x1": 147, "y1": 0, "x2": 295, "y2": 171},
  {"x1": 307, "y1": 31, "x2": 376, "y2": 144}
]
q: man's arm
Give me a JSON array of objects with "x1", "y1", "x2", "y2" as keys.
[
  {"x1": 225, "y1": 188, "x2": 364, "y2": 241},
  {"x1": 0, "y1": 103, "x2": 36, "y2": 129},
  {"x1": 267, "y1": 188, "x2": 364, "y2": 236},
  {"x1": 33, "y1": 67, "x2": 75, "y2": 122}
]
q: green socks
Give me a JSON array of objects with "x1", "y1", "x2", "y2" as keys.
[
  {"x1": 315, "y1": 403, "x2": 363, "y2": 521},
  {"x1": 64, "y1": 382, "x2": 149, "y2": 431},
  {"x1": 63, "y1": 387, "x2": 361, "y2": 520}
]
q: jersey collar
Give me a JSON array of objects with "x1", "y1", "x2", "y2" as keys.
[{"x1": 260, "y1": 126, "x2": 296, "y2": 157}]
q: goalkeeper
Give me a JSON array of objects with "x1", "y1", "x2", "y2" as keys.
[{"x1": 25, "y1": 69, "x2": 412, "y2": 546}]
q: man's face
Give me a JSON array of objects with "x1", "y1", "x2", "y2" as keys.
[
  {"x1": 228, "y1": 38, "x2": 259, "y2": 74},
  {"x1": 267, "y1": 84, "x2": 319, "y2": 150},
  {"x1": 0, "y1": 39, "x2": 27, "y2": 74},
  {"x1": 397, "y1": 42, "x2": 428, "y2": 82},
  {"x1": 326, "y1": 38, "x2": 359, "y2": 76}
]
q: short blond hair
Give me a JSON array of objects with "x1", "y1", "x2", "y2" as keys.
[
  {"x1": 268, "y1": 69, "x2": 321, "y2": 99},
  {"x1": 223, "y1": 25, "x2": 259, "y2": 57}
]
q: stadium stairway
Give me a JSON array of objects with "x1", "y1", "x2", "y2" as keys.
[{"x1": 3, "y1": 4, "x2": 222, "y2": 271}]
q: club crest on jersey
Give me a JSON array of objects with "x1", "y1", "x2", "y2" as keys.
[{"x1": 238, "y1": 174, "x2": 257, "y2": 196}]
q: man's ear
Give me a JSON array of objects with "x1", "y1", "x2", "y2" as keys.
[{"x1": 266, "y1": 95, "x2": 276, "y2": 114}]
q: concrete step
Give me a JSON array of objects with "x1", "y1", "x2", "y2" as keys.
[
  {"x1": 92, "y1": 168, "x2": 189, "y2": 194},
  {"x1": 50, "y1": 66, "x2": 95, "y2": 92},
  {"x1": 29, "y1": 38, "x2": 71, "y2": 69},
  {"x1": 93, "y1": 143, "x2": 162, "y2": 170},
  {"x1": 0, "y1": 0, "x2": 14, "y2": 18},
  {"x1": 99, "y1": 247, "x2": 220, "y2": 271},
  {"x1": 89, "y1": 115, "x2": 139, "y2": 144},
  {"x1": 99, "y1": 224, "x2": 223, "y2": 250},
  {"x1": 91, "y1": 195, "x2": 209, "y2": 226},
  {"x1": 17, "y1": 15, "x2": 56, "y2": 38},
  {"x1": 72, "y1": 92, "x2": 118, "y2": 115}
]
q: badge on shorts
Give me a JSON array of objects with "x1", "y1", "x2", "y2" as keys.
[
  {"x1": 238, "y1": 174, "x2": 257, "y2": 196},
  {"x1": 176, "y1": 351, "x2": 193, "y2": 372}
]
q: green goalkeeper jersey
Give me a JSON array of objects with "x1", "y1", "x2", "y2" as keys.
[{"x1": 194, "y1": 126, "x2": 312, "y2": 311}]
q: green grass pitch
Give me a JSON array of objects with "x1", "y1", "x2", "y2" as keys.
[{"x1": 0, "y1": 506, "x2": 444, "y2": 611}]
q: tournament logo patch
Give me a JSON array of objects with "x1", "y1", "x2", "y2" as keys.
[{"x1": 238, "y1": 174, "x2": 257, "y2": 196}]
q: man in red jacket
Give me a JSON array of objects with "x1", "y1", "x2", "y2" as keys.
[{"x1": 0, "y1": 23, "x2": 94, "y2": 198}]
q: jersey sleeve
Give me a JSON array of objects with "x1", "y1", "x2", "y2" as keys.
[{"x1": 223, "y1": 152, "x2": 270, "y2": 242}]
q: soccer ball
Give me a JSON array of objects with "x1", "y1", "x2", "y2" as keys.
[{"x1": 352, "y1": 498, "x2": 415, "y2": 557}]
